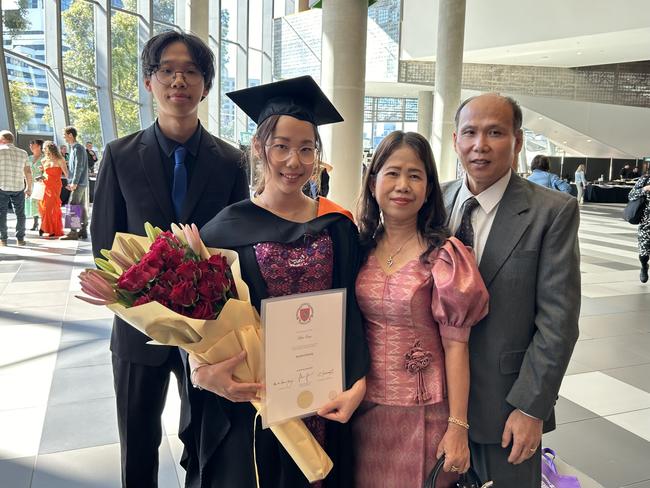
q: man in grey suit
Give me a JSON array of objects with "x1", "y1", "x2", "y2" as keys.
[{"x1": 442, "y1": 93, "x2": 580, "y2": 486}]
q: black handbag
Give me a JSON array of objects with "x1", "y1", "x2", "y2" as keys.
[
  {"x1": 623, "y1": 196, "x2": 646, "y2": 225},
  {"x1": 423, "y1": 455, "x2": 493, "y2": 488}
]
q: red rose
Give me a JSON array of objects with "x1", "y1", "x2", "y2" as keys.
[
  {"x1": 148, "y1": 283, "x2": 169, "y2": 301},
  {"x1": 177, "y1": 261, "x2": 199, "y2": 282},
  {"x1": 117, "y1": 264, "x2": 149, "y2": 292},
  {"x1": 133, "y1": 295, "x2": 152, "y2": 306},
  {"x1": 191, "y1": 300, "x2": 214, "y2": 319},
  {"x1": 159, "y1": 269, "x2": 179, "y2": 285},
  {"x1": 169, "y1": 281, "x2": 197, "y2": 307},
  {"x1": 165, "y1": 248, "x2": 185, "y2": 268},
  {"x1": 208, "y1": 254, "x2": 227, "y2": 273}
]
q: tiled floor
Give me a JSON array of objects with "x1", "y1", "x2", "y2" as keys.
[{"x1": 0, "y1": 202, "x2": 648, "y2": 487}]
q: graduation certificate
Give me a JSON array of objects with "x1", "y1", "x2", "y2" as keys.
[{"x1": 260, "y1": 289, "x2": 346, "y2": 427}]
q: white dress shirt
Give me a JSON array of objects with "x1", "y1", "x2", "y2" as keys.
[{"x1": 448, "y1": 170, "x2": 512, "y2": 265}]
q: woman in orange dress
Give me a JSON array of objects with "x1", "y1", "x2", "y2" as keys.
[{"x1": 39, "y1": 141, "x2": 68, "y2": 238}]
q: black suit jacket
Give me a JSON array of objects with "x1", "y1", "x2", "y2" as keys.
[
  {"x1": 442, "y1": 174, "x2": 581, "y2": 443},
  {"x1": 90, "y1": 123, "x2": 249, "y2": 366}
]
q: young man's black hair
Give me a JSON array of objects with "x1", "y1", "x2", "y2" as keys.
[{"x1": 141, "y1": 30, "x2": 216, "y2": 92}]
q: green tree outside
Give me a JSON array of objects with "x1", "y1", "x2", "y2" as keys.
[{"x1": 9, "y1": 80, "x2": 36, "y2": 131}]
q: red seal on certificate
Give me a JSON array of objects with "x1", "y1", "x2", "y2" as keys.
[{"x1": 296, "y1": 303, "x2": 314, "y2": 324}]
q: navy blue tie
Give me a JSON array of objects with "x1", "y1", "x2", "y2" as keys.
[{"x1": 172, "y1": 145, "x2": 187, "y2": 220}]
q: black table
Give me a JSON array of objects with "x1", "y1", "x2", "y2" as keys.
[{"x1": 584, "y1": 184, "x2": 632, "y2": 203}]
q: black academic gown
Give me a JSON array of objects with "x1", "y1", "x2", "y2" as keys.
[{"x1": 180, "y1": 199, "x2": 370, "y2": 488}]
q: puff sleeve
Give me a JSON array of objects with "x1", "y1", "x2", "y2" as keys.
[{"x1": 430, "y1": 237, "x2": 489, "y2": 342}]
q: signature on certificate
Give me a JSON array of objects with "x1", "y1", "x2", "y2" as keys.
[{"x1": 298, "y1": 370, "x2": 313, "y2": 385}]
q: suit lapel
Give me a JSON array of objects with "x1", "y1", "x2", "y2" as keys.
[
  {"x1": 443, "y1": 180, "x2": 462, "y2": 225},
  {"x1": 139, "y1": 125, "x2": 176, "y2": 224},
  {"x1": 180, "y1": 126, "x2": 217, "y2": 223},
  {"x1": 479, "y1": 175, "x2": 532, "y2": 287}
]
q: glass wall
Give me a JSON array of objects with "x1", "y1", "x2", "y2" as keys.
[
  {"x1": 0, "y1": 0, "x2": 322, "y2": 147},
  {"x1": 2, "y1": 1, "x2": 52, "y2": 134},
  {"x1": 363, "y1": 96, "x2": 419, "y2": 149}
]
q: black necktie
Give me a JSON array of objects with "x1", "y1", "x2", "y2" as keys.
[
  {"x1": 455, "y1": 197, "x2": 479, "y2": 247},
  {"x1": 172, "y1": 145, "x2": 187, "y2": 220}
]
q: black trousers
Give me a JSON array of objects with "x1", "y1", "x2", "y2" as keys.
[
  {"x1": 112, "y1": 350, "x2": 185, "y2": 488},
  {"x1": 469, "y1": 440, "x2": 541, "y2": 488}
]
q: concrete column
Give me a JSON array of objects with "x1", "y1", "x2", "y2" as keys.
[
  {"x1": 517, "y1": 139, "x2": 528, "y2": 172},
  {"x1": 417, "y1": 90, "x2": 433, "y2": 142},
  {"x1": 432, "y1": 0, "x2": 466, "y2": 182},
  {"x1": 44, "y1": 0, "x2": 69, "y2": 141},
  {"x1": 185, "y1": 0, "x2": 210, "y2": 125},
  {"x1": 96, "y1": 0, "x2": 118, "y2": 143},
  {"x1": 0, "y1": 9, "x2": 15, "y2": 135},
  {"x1": 320, "y1": 0, "x2": 368, "y2": 211},
  {"x1": 297, "y1": 0, "x2": 310, "y2": 13},
  {"x1": 137, "y1": 0, "x2": 154, "y2": 128}
]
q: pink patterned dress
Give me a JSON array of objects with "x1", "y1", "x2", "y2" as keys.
[
  {"x1": 352, "y1": 237, "x2": 488, "y2": 488},
  {"x1": 255, "y1": 230, "x2": 334, "y2": 488}
]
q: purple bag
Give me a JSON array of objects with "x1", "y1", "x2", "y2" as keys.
[
  {"x1": 542, "y1": 448, "x2": 581, "y2": 488},
  {"x1": 64, "y1": 204, "x2": 83, "y2": 229}
]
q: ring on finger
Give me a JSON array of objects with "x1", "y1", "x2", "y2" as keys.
[{"x1": 450, "y1": 465, "x2": 459, "y2": 472}]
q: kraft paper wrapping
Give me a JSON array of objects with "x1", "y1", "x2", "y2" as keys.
[{"x1": 105, "y1": 232, "x2": 333, "y2": 483}]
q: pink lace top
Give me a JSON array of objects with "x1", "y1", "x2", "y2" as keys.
[
  {"x1": 254, "y1": 230, "x2": 334, "y2": 461},
  {"x1": 355, "y1": 237, "x2": 489, "y2": 407}
]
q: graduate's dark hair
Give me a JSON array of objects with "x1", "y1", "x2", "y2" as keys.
[
  {"x1": 141, "y1": 30, "x2": 216, "y2": 92},
  {"x1": 356, "y1": 131, "x2": 449, "y2": 263},
  {"x1": 251, "y1": 115, "x2": 323, "y2": 196}
]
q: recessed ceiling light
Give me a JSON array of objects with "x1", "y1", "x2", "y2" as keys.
[
  {"x1": 538, "y1": 116, "x2": 543, "y2": 120},
  {"x1": 587, "y1": 139, "x2": 592, "y2": 142},
  {"x1": 563, "y1": 141, "x2": 568, "y2": 144},
  {"x1": 576, "y1": 51, "x2": 582, "y2": 55}
]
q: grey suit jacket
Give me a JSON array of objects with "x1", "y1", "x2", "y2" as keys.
[{"x1": 442, "y1": 173, "x2": 580, "y2": 443}]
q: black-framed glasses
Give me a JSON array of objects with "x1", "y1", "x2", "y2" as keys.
[
  {"x1": 265, "y1": 144, "x2": 318, "y2": 165},
  {"x1": 153, "y1": 65, "x2": 205, "y2": 86}
]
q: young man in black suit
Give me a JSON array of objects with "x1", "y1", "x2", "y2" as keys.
[{"x1": 90, "y1": 31, "x2": 249, "y2": 487}]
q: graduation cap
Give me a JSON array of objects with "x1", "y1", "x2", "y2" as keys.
[{"x1": 226, "y1": 75, "x2": 343, "y2": 126}]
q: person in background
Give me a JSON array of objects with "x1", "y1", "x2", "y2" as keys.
[
  {"x1": 59, "y1": 144, "x2": 69, "y2": 161},
  {"x1": 0, "y1": 130, "x2": 32, "y2": 246},
  {"x1": 631, "y1": 166, "x2": 640, "y2": 179},
  {"x1": 61, "y1": 126, "x2": 89, "y2": 240},
  {"x1": 86, "y1": 141, "x2": 98, "y2": 173},
  {"x1": 353, "y1": 130, "x2": 489, "y2": 486},
  {"x1": 620, "y1": 164, "x2": 633, "y2": 179},
  {"x1": 26, "y1": 139, "x2": 45, "y2": 231},
  {"x1": 628, "y1": 167, "x2": 650, "y2": 283},
  {"x1": 574, "y1": 163, "x2": 587, "y2": 205},
  {"x1": 39, "y1": 141, "x2": 68, "y2": 238},
  {"x1": 527, "y1": 155, "x2": 571, "y2": 193}
]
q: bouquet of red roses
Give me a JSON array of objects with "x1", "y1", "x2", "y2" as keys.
[
  {"x1": 80, "y1": 223, "x2": 236, "y2": 321},
  {"x1": 77, "y1": 223, "x2": 333, "y2": 483}
]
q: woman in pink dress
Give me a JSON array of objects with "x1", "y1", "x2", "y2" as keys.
[{"x1": 353, "y1": 131, "x2": 489, "y2": 487}]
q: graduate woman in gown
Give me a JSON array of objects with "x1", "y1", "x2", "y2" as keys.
[{"x1": 180, "y1": 76, "x2": 370, "y2": 488}]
